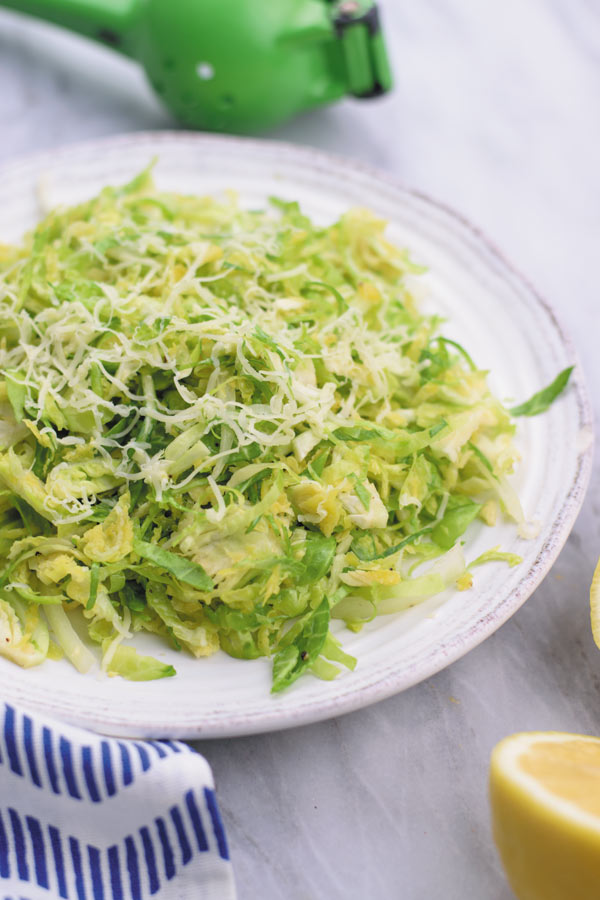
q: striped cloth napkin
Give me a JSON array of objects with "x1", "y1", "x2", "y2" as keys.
[{"x1": 0, "y1": 703, "x2": 236, "y2": 899}]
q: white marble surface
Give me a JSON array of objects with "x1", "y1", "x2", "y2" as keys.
[{"x1": 1, "y1": 2, "x2": 599, "y2": 897}]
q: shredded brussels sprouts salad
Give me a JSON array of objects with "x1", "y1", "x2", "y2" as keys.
[{"x1": 0, "y1": 168, "x2": 572, "y2": 691}]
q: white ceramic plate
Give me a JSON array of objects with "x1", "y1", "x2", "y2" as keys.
[{"x1": 0, "y1": 133, "x2": 592, "y2": 738}]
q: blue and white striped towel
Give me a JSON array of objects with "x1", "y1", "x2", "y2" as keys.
[{"x1": 0, "y1": 703, "x2": 236, "y2": 900}]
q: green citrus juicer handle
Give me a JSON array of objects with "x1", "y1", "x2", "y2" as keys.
[
  {"x1": 0, "y1": 0, "x2": 392, "y2": 132},
  {"x1": 0, "y1": 0, "x2": 139, "y2": 54}
]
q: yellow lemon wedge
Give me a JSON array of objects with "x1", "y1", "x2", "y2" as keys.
[
  {"x1": 490, "y1": 732, "x2": 600, "y2": 900},
  {"x1": 590, "y1": 556, "x2": 600, "y2": 648}
]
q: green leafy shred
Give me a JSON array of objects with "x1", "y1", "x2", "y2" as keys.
[
  {"x1": 509, "y1": 366, "x2": 574, "y2": 417},
  {"x1": 133, "y1": 539, "x2": 213, "y2": 591},
  {"x1": 431, "y1": 498, "x2": 482, "y2": 551},
  {"x1": 87, "y1": 562, "x2": 100, "y2": 611},
  {"x1": 469, "y1": 547, "x2": 522, "y2": 569},
  {"x1": 104, "y1": 644, "x2": 176, "y2": 681},
  {"x1": 0, "y1": 170, "x2": 565, "y2": 688}
]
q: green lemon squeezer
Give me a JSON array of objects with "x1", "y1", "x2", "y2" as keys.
[{"x1": 0, "y1": 0, "x2": 392, "y2": 132}]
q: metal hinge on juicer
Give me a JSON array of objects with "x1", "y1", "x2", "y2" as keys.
[{"x1": 331, "y1": 1, "x2": 392, "y2": 98}]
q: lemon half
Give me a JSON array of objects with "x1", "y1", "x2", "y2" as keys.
[
  {"x1": 590, "y1": 556, "x2": 600, "y2": 648},
  {"x1": 490, "y1": 731, "x2": 600, "y2": 900}
]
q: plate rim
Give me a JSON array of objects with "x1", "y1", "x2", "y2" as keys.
[{"x1": 0, "y1": 130, "x2": 594, "y2": 738}]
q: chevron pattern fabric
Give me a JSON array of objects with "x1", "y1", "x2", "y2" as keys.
[{"x1": 0, "y1": 704, "x2": 236, "y2": 900}]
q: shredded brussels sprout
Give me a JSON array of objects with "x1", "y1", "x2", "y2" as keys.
[{"x1": 0, "y1": 168, "x2": 528, "y2": 691}]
